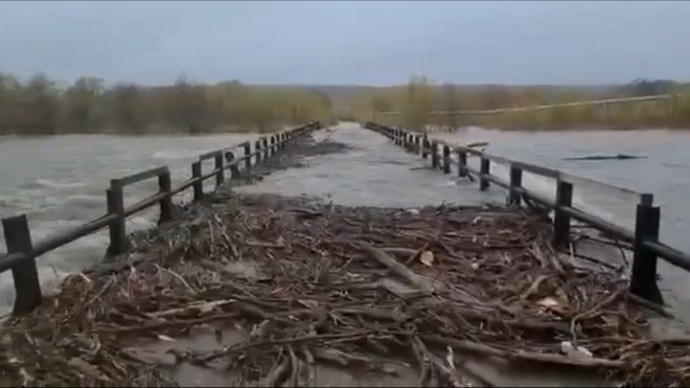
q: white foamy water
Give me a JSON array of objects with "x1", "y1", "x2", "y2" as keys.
[{"x1": 0, "y1": 132, "x2": 260, "y2": 312}]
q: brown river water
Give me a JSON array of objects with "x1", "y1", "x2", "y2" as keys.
[{"x1": 1, "y1": 122, "x2": 689, "y2": 325}]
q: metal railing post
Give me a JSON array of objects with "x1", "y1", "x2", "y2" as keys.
[
  {"x1": 225, "y1": 151, "x2": 240, "y2": 179},
  {"x1": 263, "y1": 137, "x2": 269, "y2": 160},
  {"x1": 243, "y1": 142, "x2": 252, "y2": 172},
  {"x1": 630, "y1": 194, "x2": 663, "y2": 304},
  {"x1": 158, "y1": 169, "x2": 173, "y2": 223},
  {"x1": 192, "y1": 161, "x2": 203, "y2": 201},
  {"x1": 554, "y1": 180, "x2": 573, "y2": 247},
  {"x1": 457, "y1": 150, "x2": 467, "y2": 177},
  {"x1": 255, "y1": 140, "x2": 263, "y2": 164},
  {"x1": 508, "y1": 166, "x2": 523, "y2": 206},
  {"x1": 215, "y1": 153, "x2": 224, "y2": 187},
  {"x1": 106, "y1": 183, "x2": 129, "y2": 256},
  {"x1": 443, "y1": 145, "x2": 451, "y2": 174},
  {"x1": 479, "y1": 157, "x2": 490, "y2": 191},
  {"x1": 2, "y1": 215, "x2": 41, "y2": 314},
  {"x1": 431, "y1": 141, "x2": 439, "y2": 169}
]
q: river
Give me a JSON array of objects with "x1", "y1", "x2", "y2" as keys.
[
  {"x1": 1, "y1": 123, "x2": 690, "y2": 319},
  {"x1": 0, "y1": 132, "x2": 260, "y2": 310}
]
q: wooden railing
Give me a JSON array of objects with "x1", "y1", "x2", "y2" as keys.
[
  {"x1": 366, "y1": 121, "x2": 690, "y2": 306},
  {"x1": 0, "y1": 122, "x2": 320, "y2": 314}
]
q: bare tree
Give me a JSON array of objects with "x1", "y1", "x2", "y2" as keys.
[
  {"x1": 442, "y1": 83, "x2": 459, "y2": 131},
  {"x1": 15, "y1": 73, "x2": 60, "y2": 134},
  {"x1": 109, "y1": 83, "x2": 149, "y2": 134},
  {"x1": 64, "y1": 77, "x2": 105, "y2": 133},
  {"x1": 402, "y1": 75, "x2": 432, "y2": 131}
]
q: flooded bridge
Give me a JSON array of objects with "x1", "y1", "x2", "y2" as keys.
[{"x1": 1, "y1": 122, "x2": 690, "y2": 387}]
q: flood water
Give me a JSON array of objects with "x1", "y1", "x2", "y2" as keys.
[
  {"x1": 0, "y1": 132, "x2": 260, "y2": 310},
  {"x1": 1, "y1": 123, "x2": 690, "y2": 320},
  {"x1": 428, "y1": 127, "x2": 690, "y2": 318}
]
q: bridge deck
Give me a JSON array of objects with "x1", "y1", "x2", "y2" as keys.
[
  {"x1": 1, "y1": 123, "x2": 686, "y2": 387},
  {"x1": 236, "y1": 122, "x2": 505, "y2": 208}
]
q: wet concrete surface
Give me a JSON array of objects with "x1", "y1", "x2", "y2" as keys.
[{"x1": 235, "y1": 123, "x2": 507, "y2": 208}]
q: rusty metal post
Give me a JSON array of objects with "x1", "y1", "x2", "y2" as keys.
[
  {"x1": 158, "y1": 169, "x2": 173, "y2": 224},
  {"x1": 630, "y1": 195, "x2": 663, "y2": 304},
  {"x1": 2, "y1": 215, "x2": 42, "y2": 314},
  {"x1": 554, "y1": 180, "x2": 573, "y2": 248}
]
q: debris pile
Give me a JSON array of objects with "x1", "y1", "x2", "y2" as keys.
[{"x1": 0, "y1": 192, "x2": 687, "y2": 387}]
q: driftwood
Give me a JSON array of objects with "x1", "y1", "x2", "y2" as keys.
[
  {"x1": 423, "y1": 335, "x2": 624, "y2": 369},
  {"x1": 3, "y1": 192, "x2": 685, "y2": 387},
  {"x1": 563, "y1": 154, "x2": 646, "y2": 161},
  {"x1": 361, "y1": 243, "x2": 435, "y2": 295}
]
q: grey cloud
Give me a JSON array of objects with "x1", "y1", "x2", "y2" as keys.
[{"x1": 1, "y1": 1, "x2": 689, "y2": 85}]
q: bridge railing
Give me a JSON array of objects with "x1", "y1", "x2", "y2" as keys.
[
  {"x1": 0, "y1": 122, "x2": 320, "y2": 314},
  {"x1": 366, "y1": 121, "x2": 690, "y2": 306}
]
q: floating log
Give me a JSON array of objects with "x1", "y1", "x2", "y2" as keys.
[
  {"x1": 466, "y1": 141, "x2": 489, "y2": 148},
  {"x1": 563, "y1": 154, "x2": 647, "y2": 161}
]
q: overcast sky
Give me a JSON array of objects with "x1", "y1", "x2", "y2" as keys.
[{"x1": 1, "y1": 1, "x2": 689, "y2": 86}]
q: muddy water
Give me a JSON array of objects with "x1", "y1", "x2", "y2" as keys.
[{"x1": 0, "y1": 133, "x2": 260, "y2": 312}]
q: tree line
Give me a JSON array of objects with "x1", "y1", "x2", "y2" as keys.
[
  {"x1": 0, "y1": 73, "x2": 334, "y2": 135},
  {"x1": 345, "y1": 76, "x2": 690, "y2": 131}
]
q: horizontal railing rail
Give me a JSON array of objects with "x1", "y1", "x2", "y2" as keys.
[
  {"x1": 365, "y1": 121, "x2": 689, "y2": 306},
  {"x1": 0, "y1": 121, "x2": 320, "y2": 314}
]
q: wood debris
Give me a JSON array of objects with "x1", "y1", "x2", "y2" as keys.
[{"x1": 0, "y1": 191, "x2": 685, "y2": 387}]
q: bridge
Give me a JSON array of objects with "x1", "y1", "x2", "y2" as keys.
[{"x1": 0, "y1": 121, "x2": 689, "y2": 387}]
